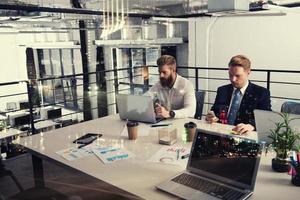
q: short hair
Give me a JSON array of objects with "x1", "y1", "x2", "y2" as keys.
[
  {"x1": 157, "y1": 55, "x2": 176, "y2": 68},
  {"x1": 228, "y1": 55, "x2": 251, "y2": 71}
]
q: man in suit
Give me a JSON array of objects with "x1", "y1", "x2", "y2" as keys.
[{"x1": 206, "y1": 55, "x2": 271, "y2": 134}]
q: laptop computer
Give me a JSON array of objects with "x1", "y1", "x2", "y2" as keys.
[
  {"x1": 254, "y1": 109, "x2": 300, "y2": 144},
  {"x1": 116, "y1": 94, "x2": 163, "y2": 124},
  {"x1": 156, "y1": 128, "x2": 261, "y2": 200}
]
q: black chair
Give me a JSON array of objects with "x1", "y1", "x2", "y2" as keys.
[
  {"x1": 0, "y1": 159, "x2": 24, "y2": 193},
  {"x1": 281, "y1": 101, "x2": 300, "y2": 115},
  {"x1": 62, "y1": 119, "x2": 73, "y2": 127},
  {"x1": 1, "y1": 158, "x2": 68, "y2": 200},
  {"x1": 10, "y1": 187, "x2": 68, "y2": 200},
  {"x1": 194, "y1": 90, "x2": 206, "y2": 119}
]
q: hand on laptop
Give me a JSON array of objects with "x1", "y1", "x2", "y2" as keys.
[
  {"x1": 232, "y1": 123, "x2": 254, "y2": 135},
  {"x1": 205, "y1": 111, "x2": 219, "y2": 124},
  {"x1": 155, "y1": 103, "x2": 170, "y2": 119}
]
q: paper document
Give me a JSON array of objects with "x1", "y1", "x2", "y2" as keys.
[
  {"x1": 56, "y1": 147, "x2": 93, "y2": 161},
  {"x1": 92, "y1": 146, "x2": 135, "y2": 164},
  {"x1": 147, "y1": 146, "x2": 190, "y2": 166}
]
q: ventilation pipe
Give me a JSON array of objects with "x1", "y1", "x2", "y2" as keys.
[{"x1": 208, "y1": 0, "x2": 250, "y2": 12}]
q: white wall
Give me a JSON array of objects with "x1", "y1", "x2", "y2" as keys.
[
  {"x1": 0, "y1": 32, "x2": 28, "y2": 111},
  {"x1": 0, "y1": 33, "x2": 27, "y2": 82},
  {"x1": 189, "y1": 11, "x2": 300, "y2": 112},
  {"x1": 0, "y1": 29, "x2": 72, "y2": 112}
]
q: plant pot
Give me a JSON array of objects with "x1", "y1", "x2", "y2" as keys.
[{"x1": 272, "y1": 158, "x2": 290, "y2": 172}]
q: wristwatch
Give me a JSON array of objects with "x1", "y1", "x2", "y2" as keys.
[{"x1": 169, "y1": 110, "x2": 175, "y2": 118}]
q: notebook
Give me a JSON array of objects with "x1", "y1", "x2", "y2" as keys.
[
  {"x1": 254, "y1": 109, "x2": 300, "y2": 144},
  {"x1": 116, "y1": 94, "x2": 163, "y2": 124},
  {"x1": 156, "y1": 128, "x2": 261, "y2": 200}
]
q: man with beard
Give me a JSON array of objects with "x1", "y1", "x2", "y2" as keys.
[
  {"x1": 206, "y1": 55, "x2": 271, "y2": 134},
  {"x1": 148, "y1": 55, "x2": 196, "y2": 119}
]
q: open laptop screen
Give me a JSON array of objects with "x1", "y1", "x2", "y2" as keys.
[
  {"x1": 189, "y1": 130, "x2": 261, "y2": 190},
  {"x1": 116, "y1": 94, "x2": 161, "y2": 124}
]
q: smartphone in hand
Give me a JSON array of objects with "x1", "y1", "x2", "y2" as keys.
[
  {"x1": 206, "y1": 111, "x2": 219, "y2": 123},
  {"x1": 73, "y1": 133, "x2": 102, "y2": 144}
]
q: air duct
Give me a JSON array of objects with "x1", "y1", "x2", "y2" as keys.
[{"x1": 208, "y1": 0, "x2": 250, "y2": 12}]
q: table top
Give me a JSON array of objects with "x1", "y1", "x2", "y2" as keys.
[
  {"x1": 16, "y1": 115, "x2": 300, "y2": 200},
  {"x1": 0, "y1": 120, "x2": 58, "y2": 140},
  {"x1": 0, "y1": 128, "x2": 20, "y2": 140},
  {"x1": 34, "y1": 120, "x2": 58, "y2": 130}
]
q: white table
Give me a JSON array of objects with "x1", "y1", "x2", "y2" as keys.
[
  {"x1": 16, "y1": 115, "x2": 300, "y2": 200},
  {"x1": 0, "y1": 128, "x2": 20, "y2": 140},
  {"x1": 34, "y1": 120, "x2": 59, "y2": 132},
  {"x1": 0, "y1": 120, "x2": 57, "y2": 140}
]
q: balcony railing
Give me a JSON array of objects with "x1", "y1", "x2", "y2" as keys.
[{"x1": 0, "y1": 66, "x2": 299, "y2": 136}]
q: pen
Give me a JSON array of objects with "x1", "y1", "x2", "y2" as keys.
[
  {"x1": 78, "y1": 141, "x2": 94, "y2": 149},
  {"x1": 78, "y1": 144, "x2": 85, "y2": 149},
  {"x1": 151, "y1": 123, "x2": 171, "y2": 127},
  {"x1": 181, "y1": 154, "x2": 190, "y2": 159},
  {"x1": 290, "y1": 156, "x2": 298, "y2": 168},
  {"x1": 78, "y1": 143, "x2": 89, "y2": 149},
  {"x1": 176, "y1": 149, "x2": 180, "y2": 160}
]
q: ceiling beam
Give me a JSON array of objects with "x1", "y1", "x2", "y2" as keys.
[{"x1": 0, "y1": 4, "x2": 167, "y2": 18}]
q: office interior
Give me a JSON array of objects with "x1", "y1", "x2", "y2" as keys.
[{"x1": 1, "y1": 0, "x2": 300, "y2": 199}]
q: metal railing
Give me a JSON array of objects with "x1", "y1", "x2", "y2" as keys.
[
  {"x1": 0, "y1": 66, "x2": 300, "y2": 136},
  {"x1": 146, "y1": 66, "x2": 300, "y2": 111}
]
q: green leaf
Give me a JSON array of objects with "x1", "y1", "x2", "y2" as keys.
[{"x1": 268, "y1": 112, "x2": 300, "y2": 158}]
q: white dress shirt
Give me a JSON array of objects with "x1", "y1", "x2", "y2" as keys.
[{"x1": 147, "y1": 74, "x2": 196, "y2": 118}]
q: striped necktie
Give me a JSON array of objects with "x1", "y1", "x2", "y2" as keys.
[{"x1": 227, "y1": 89, "x2": 242, "y2": 125}]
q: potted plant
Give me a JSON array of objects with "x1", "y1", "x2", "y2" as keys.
[
  {"x1": 268, "y1": 112, "x2": 300, "y2": 172},
  {"x1": 0, "y1": 120, "x2": 6, "y2": 131}
]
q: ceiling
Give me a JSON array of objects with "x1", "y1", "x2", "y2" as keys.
[
  {"x1": 0, "y1": 0, "x2": 299, "y2": 43},
  {"x1": 1, "y1": 0, "x2": 300, "y2": 18},
  {"x1": 0, "y1": 0, "x2": 300, "y2": 30},
  {"x1": 29, "y1": 0, "x2": 187, "y2": 9}
]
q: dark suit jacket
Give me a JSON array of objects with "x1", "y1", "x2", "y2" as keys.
[{"x1": 211, "y1": 82, "x2": 271, "y2": 128}]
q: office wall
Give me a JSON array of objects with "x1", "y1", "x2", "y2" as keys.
[
  {"x1": 0, "y1": 30, "x2": 71, "y2": 112},
  {"x1": 0, "y1": 32, "x2": 28, "y2": 111},
  {"x1": 189, "y1": 11, "x2": 300, "y2": 112},
  {"x1": 0, "y1": 33, "x2": 27, "y2": 82}
]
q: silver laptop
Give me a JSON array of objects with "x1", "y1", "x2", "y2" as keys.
[
  {"x1": 116, "y1": 94, "x2": 163, "y2": 124},
  {"x1": 156, "y1": 129, "x2": 261, "y2": 200},
  {"x1": 254, "y1": 109, "x2": 300, "y2": 144}
]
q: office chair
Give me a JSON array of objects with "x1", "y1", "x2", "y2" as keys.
[
  {"x1": 62, "y1": 119, "x2": 73, "y2": 127},
  {"x1": 0, "y1": 159, "x2": 24, "y2": 192},
  {"x1": 281, "y1": 101, "x2": 300, "y2": 115},
  {"x1": 194, "y1": 90, "x2": 206, "y2": 119},
  {"x1": 10, "y1": 187, "x2": 68, "y2": 200},
  {"x1": 1, "y1": 158, "x2": 67, "y2": 200},
  {"x1": 6, "y1": 102, "x2": 17, "y2": 111}
]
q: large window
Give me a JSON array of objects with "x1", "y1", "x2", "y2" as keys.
[{"x1": 36, "y1": 48, "x2": 82, "y2": 110}]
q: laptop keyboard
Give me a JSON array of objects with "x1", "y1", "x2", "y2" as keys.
[{"x1": 172, "y1": 173, "x2": 245, "y2": 200}]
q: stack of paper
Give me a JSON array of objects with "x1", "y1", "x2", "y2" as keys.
[
  {"x1": 147, "y1": 146, "x2": 190, "y2": 166},
  {"x1": 92, "y1": 146, "x2": 135, "y2": 164},
  {"x1": 56, "y1": 147, "x2": 93, "y2": 161},
  {"x1": 56, "y1": 144, "x2": 135, "y2": 164}
]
